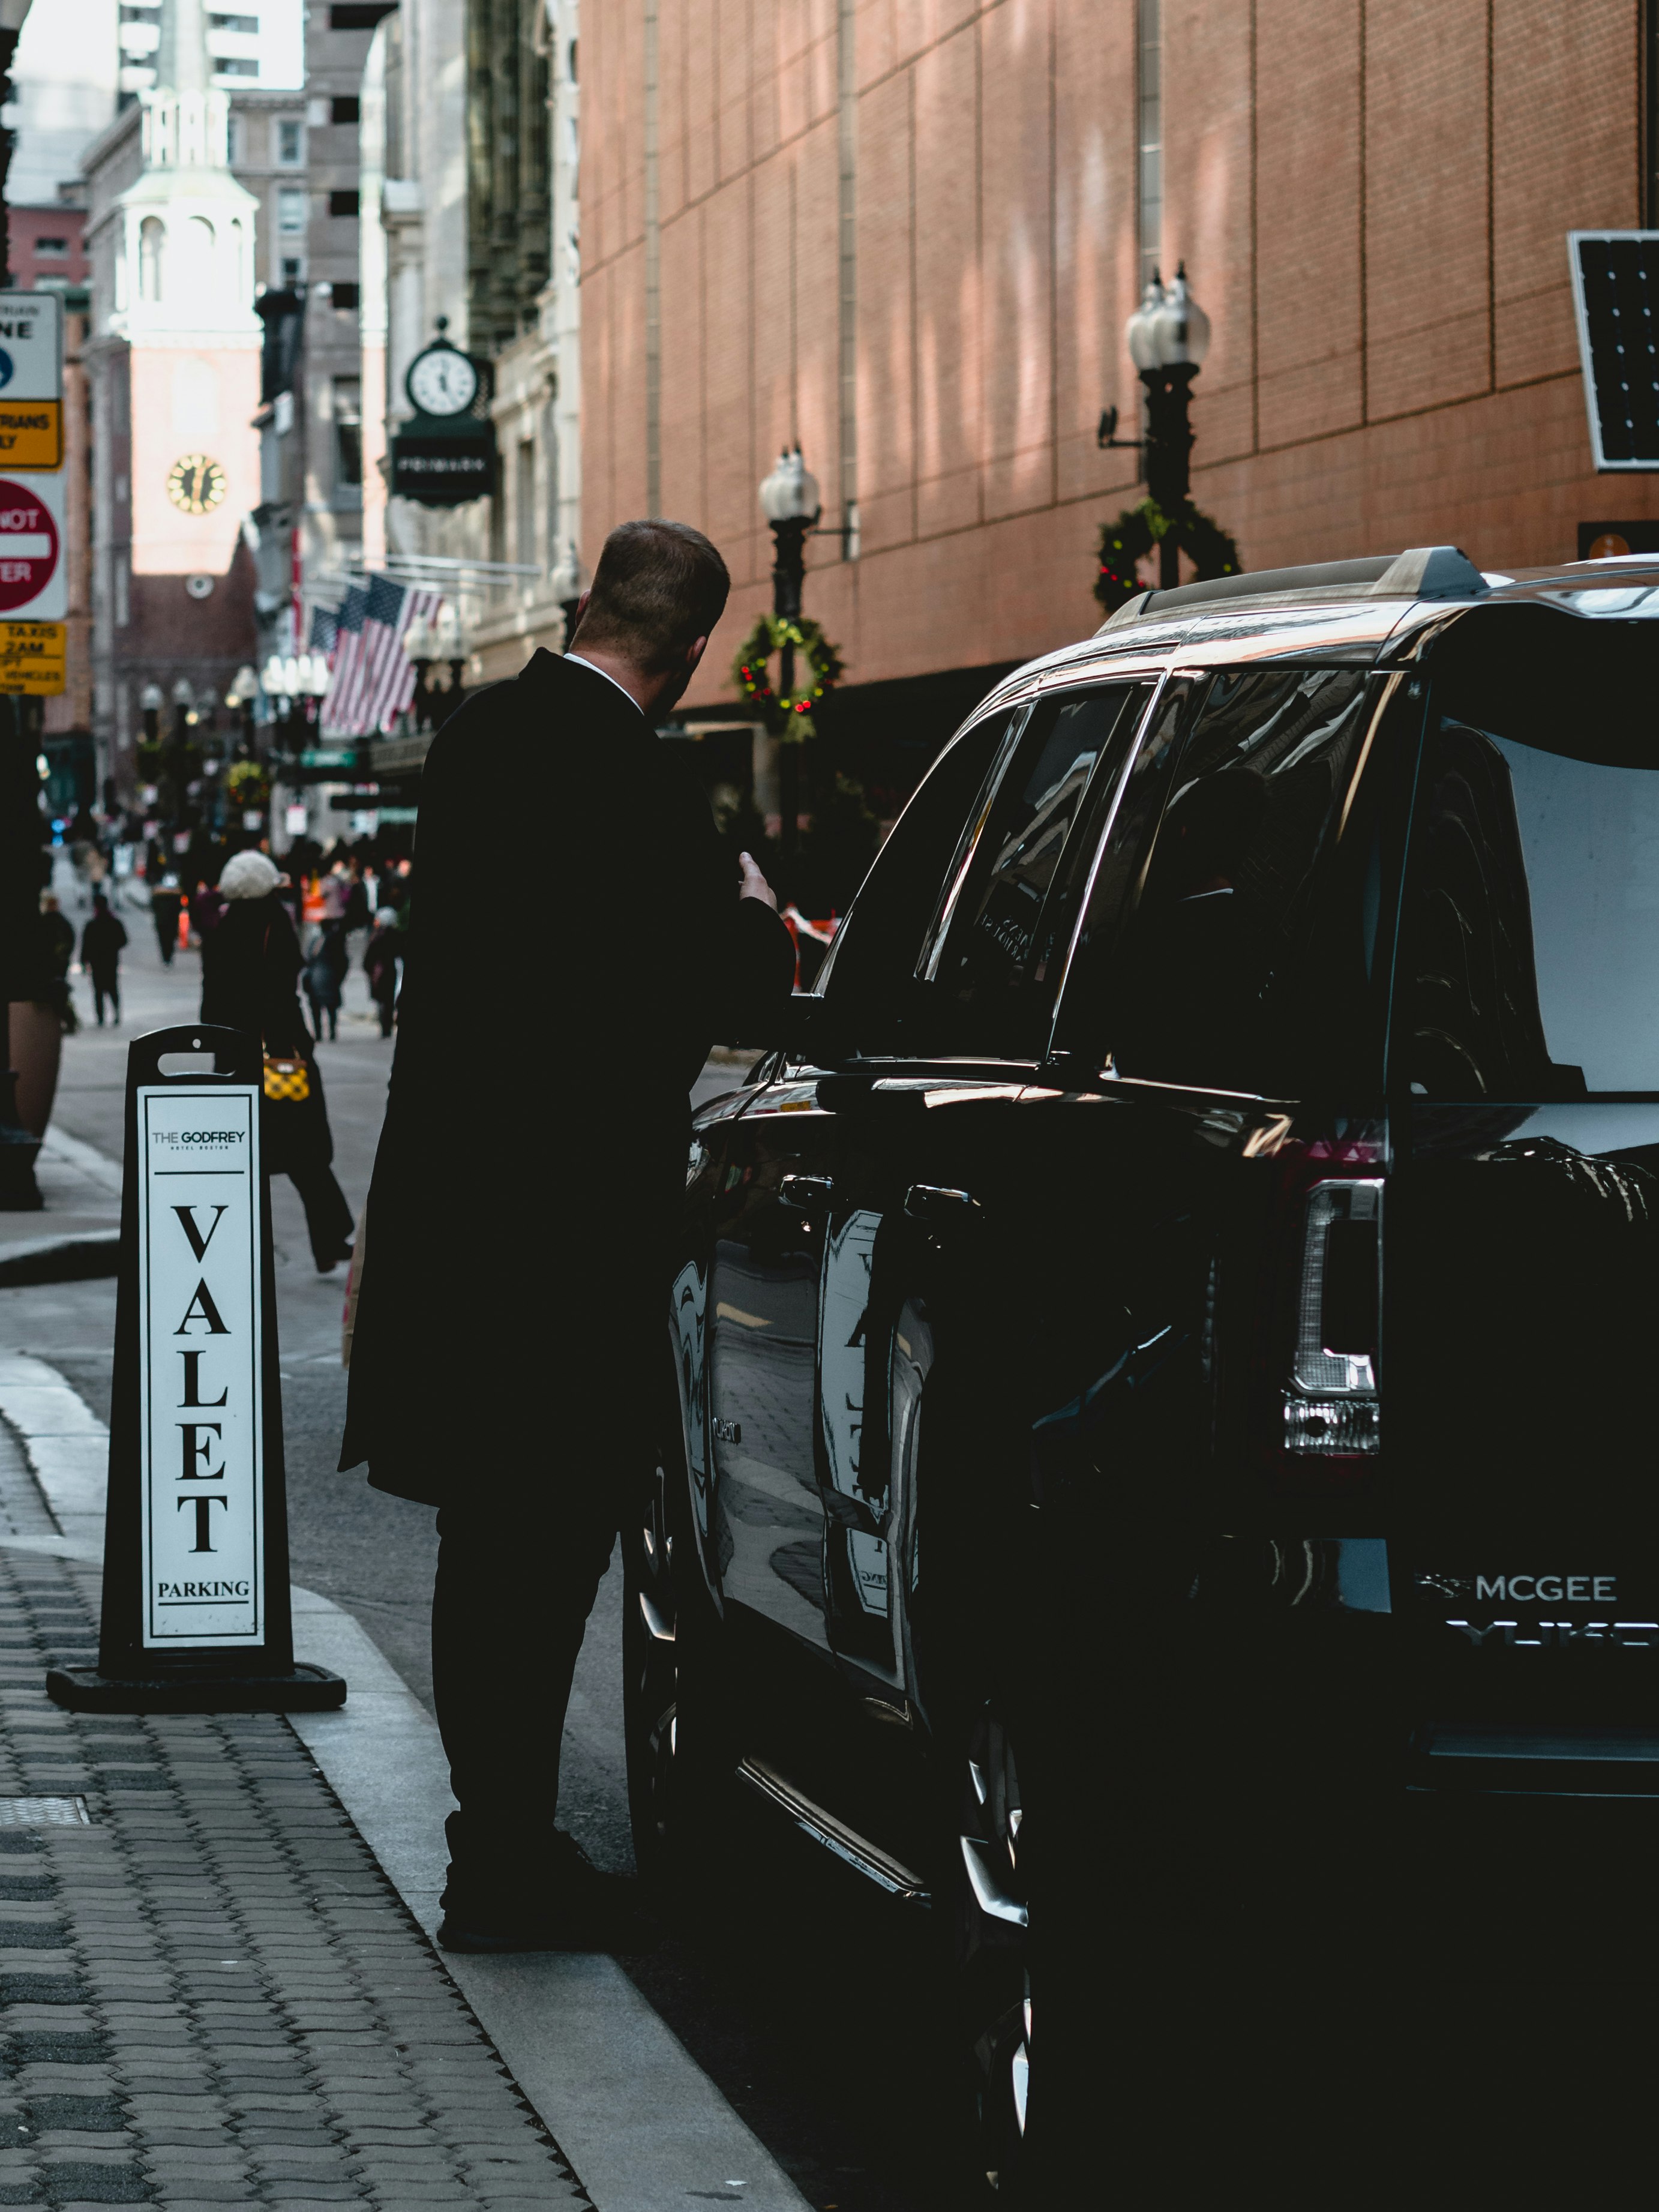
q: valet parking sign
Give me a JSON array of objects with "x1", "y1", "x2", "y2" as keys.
[
  {"x1": 0, "y1": 289, "x2": 66, "y2": 692},
  {"x1": 136, "y1": 1085, "x2": 265, "y2": 1647}
]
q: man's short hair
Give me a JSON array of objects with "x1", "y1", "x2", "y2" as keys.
[{"x1": 569, "y1": 519, "x2": 730, "y2": 674}]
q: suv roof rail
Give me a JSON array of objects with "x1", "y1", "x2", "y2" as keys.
[{"x1": 1094, "y1": 544, "x2": 1491, "y2": 633}]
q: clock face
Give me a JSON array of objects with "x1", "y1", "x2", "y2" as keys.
[
  {"x1": 407, "y1": 346, "x2": 479, "y2": 417},
  {"x1": 167, "y1": 454, "x2": 227, "y2": 515}
]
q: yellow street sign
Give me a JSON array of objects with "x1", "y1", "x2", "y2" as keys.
[
  {"x1": 0, "y1": 400, "x2": 61, "y2": 469},
  {"x1": 0, "y1": 619, "x2": 65, "y2": 693}
]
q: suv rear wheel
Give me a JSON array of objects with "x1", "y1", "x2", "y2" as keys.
[
  {"x1": 946, "y1": 1701, "x2": 1036, "y2": 2199},
  {"x1": 622, "y1": 1394, "x2": 731, "y2": 1893}
]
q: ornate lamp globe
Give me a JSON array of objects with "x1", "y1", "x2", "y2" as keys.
[
  {"x1": 758, "y1": 447, "x2": 821, "y2": 527},
  {"x1": 1150, "y1": 262, "x2": 1211, "y2": 368},
  {"x1": 1125, "y1": 274, "x2": 1167, "y2": 371}
]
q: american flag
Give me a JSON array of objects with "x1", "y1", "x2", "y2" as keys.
[
  {"x1": 320, "y1": 585, "x2": 369, "y2": 732},
  {"x1": 322, "y1": 577, "x2": 444, "y2": 736},
  {"x1": 308, "y1": 603, "x2": 340, "y2": 657}
]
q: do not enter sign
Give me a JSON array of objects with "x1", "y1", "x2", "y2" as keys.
[{"x1": 0, "y1": 479, "x2": 58, "y2": 612}]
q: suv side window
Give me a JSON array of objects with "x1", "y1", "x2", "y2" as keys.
[
  {"x1": 1105, "y1": 667, "x2": 1379, "y2": 1092},
  {"x1": 917, "y1": 682, "x2": 1153, "y2": 1059},
  {"x1": 814, "y1": 709, "x2": 1017, "y2": 1050}
]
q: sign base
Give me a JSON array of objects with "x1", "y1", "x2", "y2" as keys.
[{"x1": 46, "y1": 1661, "x2": 346, "y2": 1714}]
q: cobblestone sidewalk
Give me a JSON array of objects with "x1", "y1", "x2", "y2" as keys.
[{"x1": 0, "y1": 1543, "x2": 590, "y2": 2211}]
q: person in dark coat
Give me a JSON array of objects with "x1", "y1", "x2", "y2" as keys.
[
  {"x1": 38, "y1": 895, "x2": 76, "y2": 1032},
  {"x1": 151, "y1": 876, "x2": 182, "y2": 966},
  {"x1": 361, "y1": 908, "x2": 404, "y2": 1037},
  {"x1": 302, "y1": 920, "x2": 349, "y2": 1041},
  {"x1": 340, "y1": 519, "x2": 795, "y2": 1954},
  {"x1": 79, "y1": 894, "x2": 127, "y2": 1026},
  {"x1": 200, "y1": 849, "x2": 356, "y2": 1272}
]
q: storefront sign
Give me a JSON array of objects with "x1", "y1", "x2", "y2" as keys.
[
  {"x1": 136, "y1": 1083, "x2": 264, "y2": 1648},
  {"x1": 390, "y1": 430, "x2": 496, "y2": 506}
]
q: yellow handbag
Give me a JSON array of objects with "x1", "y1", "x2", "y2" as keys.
[{"x1": 262, "y1": 1055, "x2": 311, "y2": 1104}]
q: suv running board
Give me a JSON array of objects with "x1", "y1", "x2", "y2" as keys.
[{"x1": 737, "y1": 1758, "x2": 931, "y2": 1905}]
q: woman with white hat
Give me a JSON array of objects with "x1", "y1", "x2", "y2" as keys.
[{"x1": 202, "y1": 850, "x2": 356, "y2": 1271}]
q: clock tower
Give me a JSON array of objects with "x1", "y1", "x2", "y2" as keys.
[{"x1": 88, "y1": 0, "x2": 261, "y2": 798}]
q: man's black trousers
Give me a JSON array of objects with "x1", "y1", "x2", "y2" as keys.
[{"x1": 431, "y1": 1474, "x2": 628, "y2": 1912}]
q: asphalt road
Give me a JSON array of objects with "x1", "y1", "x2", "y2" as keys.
[{"x1": 14, "y1": 891, "x2": 949, "y2": 2212}]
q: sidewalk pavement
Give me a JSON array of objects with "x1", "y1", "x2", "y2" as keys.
[
  {"x1": 0, "y1": 1359, "x2": 812, "y2": 2210},
  {"x1": 0, "y1": 1420, "x2": 592, "y2": 2212}
]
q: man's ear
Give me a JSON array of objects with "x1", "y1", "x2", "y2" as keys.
[{"x1": 684, "y1": 633, "x2": 710, "y2": 673}]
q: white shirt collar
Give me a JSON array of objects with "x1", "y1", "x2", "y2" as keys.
[{"x1": 565, "y1": 651, "x2": 645, "y2": 716}]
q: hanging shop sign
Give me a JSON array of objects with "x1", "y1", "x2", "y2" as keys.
[{"x1": 388, "y1": 329, "x2": 496, "y2": 506}]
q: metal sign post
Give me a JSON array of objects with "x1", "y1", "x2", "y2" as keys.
[{"x1": 48, "y1": 1026, "x2": 345, "y2": 1712}]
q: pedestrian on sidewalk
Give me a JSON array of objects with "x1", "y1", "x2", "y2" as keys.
[
  {"x1": 201, "y1": 849, "x2": 357, "y2": 1273},
  {"x1": 302, "y1": 920, "x2": 349, "y2": 1041},
  {"x1": 79, "y1": 894, "x2": 127, "y2": 1026},
  {"x1": 361, "y1": 907, "x2": 404, "y2": 1036},
  {"x1": 150, "y1": 874, "x2": 182, "y2": 967},
  {"x1": 38, "y1": 894, "x2": 76, "y2": 1035},
  {"x1": 340, "y1": 518, "x2": 795, "y2": 1953}
]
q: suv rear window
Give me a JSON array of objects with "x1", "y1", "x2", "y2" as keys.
[
  {"x1": 1397, "y1": 696, "x2": 1659, "y2": 1096},
  {"x1": 1104, "y1": 667, "x2": 1378, "y2": 1091}
]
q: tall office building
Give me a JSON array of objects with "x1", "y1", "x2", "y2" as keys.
[{"x1": 117, "y1": 0, "x2": 302, "y2": 103}]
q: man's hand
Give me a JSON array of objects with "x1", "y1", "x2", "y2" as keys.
[{"x1": 737, "y1": 850, "x2": 779, "y2": 910}]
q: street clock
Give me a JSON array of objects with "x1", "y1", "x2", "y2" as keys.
[
  {"x1": 405, "y1": 335, "x2": 480, "y2": 418},
  {"x1": 167, "y1": 454, "x2": 227, "y2": 515}
]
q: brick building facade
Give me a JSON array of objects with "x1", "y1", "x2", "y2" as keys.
[{"x1": 582, "y1": 0, "x2": 1659, "y2": 725}]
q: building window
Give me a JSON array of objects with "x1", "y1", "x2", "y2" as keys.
[
  {"x1": 277, "y1": 186, "x2": 306, "y2": 233},
  {"x1": 139, "y1": 215, "x2": 164, "y2": 301},
  {"x1": 515, "y1": 439, "x2": 535, "y2": 572},
  {"x1": 334, "y1": 377, "x2": 362, "y2": 490},
  {"x1": 32, "y1": 237, "x2": 67, "y2": 259},
  {"x1": 331, "y1": 280, "x2": 359, "y2": 311},
  {"x1": 226, "y1": 112, "x2": 241, "y2": 161},
  {"x1": 209, "y1": 11, "x2": 257, "y2": 28},
  {"x1": 329, "y1": 1, "x2": 395, "y2": 26},
  {"x1": 280, "y1": 254, "x2": 303, "y2": 284},
  {"x1": 331, "y1": 94, "x2": 359, "y2": 124},
  {"x1": 277, "y1": 118, "x2": 303, "y2": 164},
  {"x1": 1137, "y1": 0, "x2": 1161, "y2": 289},
  {"x1": 215, "y1": 56, "x2": 258, "y2": 76},
  {"x1": 328, "y1": 189, "x2": 359, "y2": 218}
]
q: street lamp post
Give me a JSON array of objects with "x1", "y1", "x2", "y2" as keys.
[
  {"x1": 1105, "y1": 262, "x2": 1213, "y2": 589},
  {"x1": 757, "y1": 447, "x2": 822, "y2": 857}
]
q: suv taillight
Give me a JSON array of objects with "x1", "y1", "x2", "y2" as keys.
[{"x1": 1282, "y1": 1178, "x2": 1382, "y2": 1459}]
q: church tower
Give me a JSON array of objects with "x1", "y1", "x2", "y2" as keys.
[
  {"x1": 117, "y1": 0, "x2": 260, "y2": 594},
  {"x1": 91, "y1": 0, "x2": 261, "y2": 793}
]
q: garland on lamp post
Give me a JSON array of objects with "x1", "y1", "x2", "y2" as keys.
[
  {"x1": 1094, "y1": 495, "x2": 1242, "y2": 615},
  {"x1": 732, "y1": 614, "x2": 844, "y2": 742}
]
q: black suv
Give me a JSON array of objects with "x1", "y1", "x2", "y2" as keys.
[{"x1": 625, "y1": 545, "x2": 1659, "y2": 2192}]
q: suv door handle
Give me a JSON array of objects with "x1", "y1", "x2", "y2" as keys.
[
  {"x1": 779, "y1": 1173, "x2": 835, "y2": 1209},
  {"x1": 904, "y1": 1184, "x2": 982, "y2": 1225}
]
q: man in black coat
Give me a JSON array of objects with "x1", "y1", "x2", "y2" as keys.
[{"x1": 340, "y1": 520, "x2": 794, "y2": 1950}]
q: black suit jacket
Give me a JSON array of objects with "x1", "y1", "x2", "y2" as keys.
[{"x1": 339, "y1": 649, "x2": 795, "y2": 1504}]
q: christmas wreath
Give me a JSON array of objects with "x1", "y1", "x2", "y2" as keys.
[
  {"x1": 731, "y1": 614, "x2": 844, "y2": 741},
  {"x1": 1094, "y1": 496, "x2": 1242, "y2": 613},
  {"x1": 227, "y1": 760, "x2": 269, "y2": 806}
]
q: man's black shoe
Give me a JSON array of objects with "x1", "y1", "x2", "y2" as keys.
[{"x1": 436, "y1": 1832, "x2": 656, "y2": 1953}]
